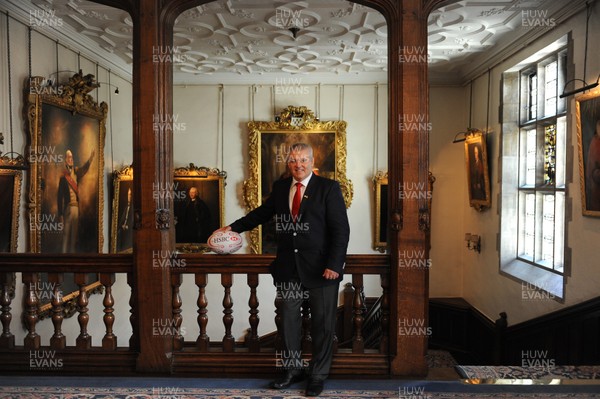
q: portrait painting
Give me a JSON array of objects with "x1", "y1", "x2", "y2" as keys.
[
  {"x1": 244, "y1": 106, "x2": 353, "y2": 254},
  {"x1": 373, "y1": 171, "x2": 388, "y2": 252},
  {"x1": 25, "y1": 72, "x2": 107, "y2": 320},
  {"x1": 26, "y1": 72, "x2": 107, "y2": 253},
  {"x1": 0, "y1": 156, "x2": 24, "y2": 253},
  {"x1": 465, "y1": 131, "x2": 491, "y2": 211},
  {"x1": 576, "y1": 88, "x2": 600, "y2": 216},
  {"x1": 173, "y1": 165, "x2": 225, "y2": 252},
  {"x1": 111, "y1": 165, "x2": 134, "y2": 253}
]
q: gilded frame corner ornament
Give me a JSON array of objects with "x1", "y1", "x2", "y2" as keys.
[
  {"x1": 243, "y1": 106, "x2": 353, "y2": 254},
  {"x1": 174, "y1": 164, "x2": 227, "y2": 253}
]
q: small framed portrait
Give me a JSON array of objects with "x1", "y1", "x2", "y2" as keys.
[
  {"x1": 373, "y1": 171, "x2": 388, "y2": 252},
  {"x1": 111, "y1": 165, "x2": 134, "y2": 253},
  {"x1": 465, "y1": 130, "x2": 491, "y2": 211},
  {"x1": 173, "y1": 165, "x2": 226, "y2": 252},
  {"x1": 244, "y1": 106, "x2": 353, "y2": 254},
  {"x1": 0, "y1": 156, "x2": 24, "y2": 253},
  {"x1": 576, "y1": 87, "x2": 600, "y2": 216},
  {"x1": 26, "y1": 72, "x2": 107, "y2": 253}
]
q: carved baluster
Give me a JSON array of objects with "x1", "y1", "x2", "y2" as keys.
[
  {"x1": 127, "y1": 272, "x2": 139, "y2": 351},
  {"x1": 274, "y1": 286, "x2": 283, "y2": 351},
  {"x1": 342, "y1": 282, "x2": 354, "y2": 343},
  {"x1": 0, "y1": 272, "x2": 15, "y2": 348},
  {"x1": 352, "y1": 274, "x2": 365, "y2": 353},
  {"x1": 74, "y1": 273, "x2": 91, "y2": 349},
  {"x1": 172, "y1": 273, "x2": 183, "y2": 351},
  {"x1": 221, "y1": 273, "x2": 234, "y2": 352},
  {"x1": 48, "y1": 273, "x2": 65, "y2": 349},
  {"x1": 301, "y1": 299, "x2": 312, "y2": 353},
  {"x1": 247, "y1": 273, "x2": 260, "y2": 352},
  {"x1": 23, "y1": 273, "x2": 40, "y2": 350},
  {"x1": 195, "y1": 273, "x2": 209, "y2": 351},
  {"x1": 101, "y1": 273, "x2": 117, "y2": 350},
  {"x1": 379, "y1": 272, "x2": 390, "y2": 354}
]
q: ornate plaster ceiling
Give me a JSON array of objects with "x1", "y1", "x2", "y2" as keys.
[{"x1": 4, "y1": 0, "x2": 581, "y2": 85}]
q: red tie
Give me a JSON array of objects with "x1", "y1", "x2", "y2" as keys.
[{"x1": 291, "y1": 182, "x2": 303, "y2": 220}]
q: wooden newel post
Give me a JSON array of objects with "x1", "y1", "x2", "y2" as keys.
[
  {"x1": 130, "y1": 0, "x2": 175, "y2": 372},
  {"x1": 385, "y1": 0, "x2": 443, "y2": 376}
]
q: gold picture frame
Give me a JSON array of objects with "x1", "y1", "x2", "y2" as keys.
[
  {"x1": 25, "y1": 71, "x2": 106, "y2": 319},
  {"x1": 26, "y1": 71, "x2": 107, "y2": 253},
  {"x1": 373, "y1": 171, "x2": 388, "y2": 253},
  {"x1": 0, "y1": 156, "x2": 24, "y2": 253},
  {"x1": 111, "y1": 165, "x2": 134, "y2": 253},
  {"x1": 243, "y1": 106, "x2": 353, "y2": 254},
  {"x1": 174, "y1": 164, "x2": 226, "y2": 253},
  {"x1": 575, "y1": 87, "x2": 600, "y2": 216},
  {"x1": 465, "y1": 130, "x2": 491, "y2": 211}
]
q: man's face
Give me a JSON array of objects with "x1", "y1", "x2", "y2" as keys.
[
  {"x1": 189, "y1": 187, "x2": 198, "y2": 200},
  {"x1": 65, "y1": 151, "x2": 74, "y2": 167},
  {"x1": 287, "y1": 148, "x2": 314, "y2": 181}
]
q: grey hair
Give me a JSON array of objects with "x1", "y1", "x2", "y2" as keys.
[{"x1": 290, "y1": 143, "x2": 313, "y2": 158}]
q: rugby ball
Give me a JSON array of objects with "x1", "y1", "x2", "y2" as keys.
[{"x1": 207, "y1": 230, "x2": 243, "y2": 254}]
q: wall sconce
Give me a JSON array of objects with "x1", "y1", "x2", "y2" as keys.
[
  {"x1": 465, "y1": 233, "x2": 481, "y2": 253},
  {"x1": 289, "y1": 26, "x2": 300, "y2": 39},
  {"x1": 97, "y1": 81, "x2": 120, "y2": 95}
]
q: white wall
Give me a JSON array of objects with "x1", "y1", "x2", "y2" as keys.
[
  {"x1": 429, "y1": 86, "x2": 468, "y2": 298},
  {"x1": 430, "y1": 5, "x2": 600, "y2": 325},
  {"x1": 173, "y1": 83, "x2": 388, "y2": 338},
  {"x1": 0, "y1": 13, "x2": 133, "y2": 345}
]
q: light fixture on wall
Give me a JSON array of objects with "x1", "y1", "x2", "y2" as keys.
[
  {"x1": 465, "y1": 233, "x2": 481, "y2": 253},
  {"x1": 97, "y1": 81, "x2": 120, "y2": 95},
  {"x1": 559, "y1": 1, "x2": 598, "y2": 98},
  {"x1": 559, "y1": 75, "x2": 599, "y2": 98},
  {"x1": 289, "y1": 26, "x2": 300, "y2": 39}
]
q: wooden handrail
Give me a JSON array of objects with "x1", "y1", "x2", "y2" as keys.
[
  {"x1": 0, "y1": 254, "x2": 132, "y2": 273},
  {"x1": 173, "y1": 254, "x2": 389, "y2": 274},
  {"x1": 0, "y1": 254, "x2": 388, "y2": 274}
]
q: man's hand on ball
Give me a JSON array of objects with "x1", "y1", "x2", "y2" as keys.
[
  {"x1": 323, "y1": 269, "x2": 339, "y2": 280},
  {"x1": 214, "y1": 225, "x2": 232, "y2": 234}
]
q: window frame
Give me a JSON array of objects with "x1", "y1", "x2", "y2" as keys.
[{"x1": 499, "y1": 37, "x2": 571, "y2": 301}]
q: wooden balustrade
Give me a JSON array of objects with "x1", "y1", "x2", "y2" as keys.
[
  {"x1": 0, "y1": 253, "x2": 390, "y2": 376},
  {"x1": 168, "y1": 254, "x2": 390, "y2": 376},
  {"x1": 0, "y1": 254, "x2": 135, "y2": 373}
]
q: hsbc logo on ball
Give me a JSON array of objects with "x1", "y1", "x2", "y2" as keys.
[
  {"x1": 212, "y1": 236, "x2": 239, "y2": 243},
  {"x1": 208, "y1": 231, "x2": 243, "y2": 254}
]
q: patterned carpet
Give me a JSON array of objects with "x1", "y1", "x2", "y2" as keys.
[
  {"x1": 456, "y1": 365, "x2": 600, "y2": 380},
  {"x1": 1, "y1": 378, "x2": 600, "y2": 399}
]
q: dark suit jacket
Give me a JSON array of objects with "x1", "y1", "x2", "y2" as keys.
[{"x1": 230, "y1": 174, "x2": 350, "y2": 288}]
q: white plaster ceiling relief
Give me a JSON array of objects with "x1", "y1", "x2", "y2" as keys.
[{"x1": 13, "y1": 0, "x2": 574, "y2": 85}]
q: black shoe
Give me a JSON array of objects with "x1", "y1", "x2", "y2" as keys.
[
  {"x1": 269, "y1": 371, "x2": 306, "y2": 389},
  {"x1": 305, "y1": 378, "x2": 324, "y2": 397}
]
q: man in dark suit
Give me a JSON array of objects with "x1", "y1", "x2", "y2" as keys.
[{"x1": 218, "y1": 143, "x2": 350, "y2": 397}]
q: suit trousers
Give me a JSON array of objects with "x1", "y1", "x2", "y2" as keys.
[{"x1": 278, "y1": 280, "x2": 339, "y2": 379}]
